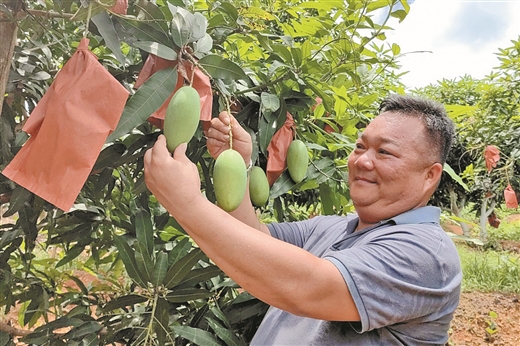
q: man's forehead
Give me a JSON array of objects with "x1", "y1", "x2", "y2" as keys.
[{"x1": 357, "y1": 131, "x2": 401, "y2": 146}]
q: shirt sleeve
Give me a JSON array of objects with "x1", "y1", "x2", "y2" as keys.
[
  {"x1": 267, "y1": 218, "x2": 318, "y2": 248},
  {"x1": 324, "y1": 224, "x2": 461, "y2": 332}
]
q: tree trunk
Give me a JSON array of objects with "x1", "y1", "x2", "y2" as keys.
[
  {"x1": 449, "y1": 189, "x2": 470, "y2": 236},
  {"x1": 0, "y1": 0, "x2": 23, "y2": 117},
  {"x1": 479, "y1": 197, "x2": 495, "y2": 242}
]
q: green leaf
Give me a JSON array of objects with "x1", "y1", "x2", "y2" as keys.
[
  {"x1": 135, "y1": 241, "x2": 154, "y2": 283},
  {"x1": 210, "y1": 304, "x2": 231, "y2": 329},
  {"x1": 56, "y1": 243, "x2": 85, "y2": 267},
  {"x1": 206, "y1": 318, "x2": 243, "y2": 346},
  {"x1": 173, "y1": 325, "x2": 221, "y2": 346},
  {"x1": 107, "y1": 67, "x2": 178, "y2": 142},
  {"x1": 115, "y1": 17, "x2": 171, "y2": 47},
  {"x1": 152, "y1": 251, "x2": 169, "y2": 287},
  {"x1": 163, "y1": 248, "x2": 204, "y2": 288},
  {"x1": 2, "y1": 185, "x2": 31, "y2": 217},
  {"x1": 199, "y1": 55, "x2": 248, "y2": 81},
  {"x1": 168, "y1": 237, "x2": 192, "y2": 265},
  {"x1": 101, "y1": 294, "x2": 148, "y2": 313},
  {"x1": 0, "y1": 332, "x2": 8, "y2": 346},
  {"x1": 62, "y1": 321, "x2": 102, "y2": 340},
  {"x1": 165, "y1": 288, "x2": 213, "y2": 303},
  {"x1": 20, "y1": 330, "x2": 52, "y2": 344},
  {"x1": 135, "y1": 208, "x2": 154, "y2": 257},
  {"x1": 391, "y1": 43, "x2": 400, "y2": 56},
  {"x1": 80, "y1": 333, "x2": 98, "y2": 346},
  {"x1": 91, "y1": 12, "x2": 125, "y2": 64},
  {"x1": 192, "y1": 12, "x2": 208, "y2": 42},
  {"x1": 225, "y1": 300, "x2": 268, "y2": 324},
  {"x1": 0, "y1": 229, "x2": 23, "y2": 249},
  {"x1": 113, "y1": 235, "x2": 146, "y2": 287},
  {"x1": 64, "y1": 274, "x2": 89, "y2": 295},
  {"x1": 217, "y1": 2, "x2": 239, "y2": 22},
  {"x1": 258, "y1": 111, "x2": 278, "y2": 156},
  {"x1": 270, "y1": 172, "x2": 294, "y2": 199},
  {"x1": 444, "y1": 163, "x2": 469, "y2": 191},
  {"x1": 171, "y1": 8, "x2": 194, "y2": 47},
  {"x1": 131, "y1": 41, "x2": 177, "y2": 60},
  {"x1": 260, "y1": 92, "x2": 280, "y2": 112},
  {"x1": 193, "y1": 33, "x2": 213, "y2": 57},
  {"x1": 319, "y1": 183, "x2": 335, "y2": 215},
  {"x1": 32, "y1": 317, "x2": 84, "y2": 333},
  {"x1": 154, "y1": 298, "x2": 170, "y2": 345},
  {"x1": 177, "y1": 265, "x2": 222, "y2": 289}
]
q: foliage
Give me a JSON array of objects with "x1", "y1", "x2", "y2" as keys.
[
  {"x1": 487, "y1": 219, "x2": 520, "y2": 243},
  {"x1": 0, "y1": 0, "x2": 412, "y2": 344},
  {"x1": 457, "y1": 244, "x2": 520, "y2": 294},
  {"x1": 414, "y1": 37, "x2": 520, "y2": 240}
]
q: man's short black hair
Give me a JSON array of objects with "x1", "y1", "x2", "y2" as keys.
[{"x1": 378, "y1": 94, "x2": 455, "y2": 165}]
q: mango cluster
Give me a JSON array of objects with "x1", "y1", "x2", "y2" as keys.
[{"x1": 163, "y1": 87, "x2": 309, "y2": 211}]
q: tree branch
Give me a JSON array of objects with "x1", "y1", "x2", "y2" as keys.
[
  {"x1": 18, "y1": 9, "x2": 75, "y2": 20},
  {"x1": 0, "y1": 321, "x2": 32, "y2": 337}
]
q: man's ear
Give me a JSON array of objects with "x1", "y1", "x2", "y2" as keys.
[{"x1": 426, "y1": 162, "x2": 444, "y2": 192}]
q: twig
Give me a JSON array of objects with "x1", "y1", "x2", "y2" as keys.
[
  {"x1": 19, "y1": 9, "x2": 74, "y2": 20},
  {"x1": 0, "y1": 321, "x2": 32, "y2": 337}
]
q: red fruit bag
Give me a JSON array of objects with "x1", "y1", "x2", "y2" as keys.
[
  {"x1": 266, "y1": 112, "x2": 295, "y2": 186},
  {"x1": 504, "y1": 184, "x2": 519, "y2": 209},
  {"x1": 484, "y1": 145, "x2": 500, "y2": 173},
  {"x1": 134, "y1": 54, "x2": 213, "y2": 128},
  {"x1": 2, "y1": 38, "x2": 129, "y2": 211},
  {"x1": 110, "y1": 0, "x2": 128, "y2": 15}
]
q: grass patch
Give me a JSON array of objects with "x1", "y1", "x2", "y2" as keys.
[
  {"x1": 487, "y1": 220, "x2": 520, "y2": 242},
  {"x1": 457, "y1": 244, "x2": 520, "y2": 294}
]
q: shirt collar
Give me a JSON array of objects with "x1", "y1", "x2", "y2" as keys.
[
  {"x1": 388, "y1": 206, "x2": 441, "y2": 225},
  {"x1": 346, "y1": 206, "x2": 441, "y2": 235}
]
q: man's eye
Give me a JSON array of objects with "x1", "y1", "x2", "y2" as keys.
[
  {"x1": 379, "y1": 149, "x2": 392, "y2": 155},
  {"x1": 355, "y1": 143, "x2": 364, "y2": 149}
]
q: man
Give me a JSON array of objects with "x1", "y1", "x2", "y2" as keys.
[{"x1": 144, "y1": 94, "x2": 462, "y2": 345}]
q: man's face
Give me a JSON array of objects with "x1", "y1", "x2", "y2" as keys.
[{"x1": 347, "y1": 112, "x2": 440, "y2": 224}]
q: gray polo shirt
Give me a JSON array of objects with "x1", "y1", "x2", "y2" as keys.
[{"x1": 250, "y1": 206, "x2": 461, "y2": 345}]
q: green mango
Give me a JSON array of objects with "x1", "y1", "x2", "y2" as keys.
[
  {"x1": 249, "y1": 166, "x2": 269, "y2": 207},
  {"x1": 213, "y1": 149, "x2": 247, "y2": 212},
  {"x1": 287, "y1": 139, "x2": 308, "y2": 183},
  {"x1": 164, "y1": 86, "x2": 201, "y2": 153}
]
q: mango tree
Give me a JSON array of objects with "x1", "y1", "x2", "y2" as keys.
[
  {"x1": 417, "y1": 38, "x2": 520, "y2": 241},
  {"x1": 0, "y1": 0, "x2": 410, "y2": 344}
]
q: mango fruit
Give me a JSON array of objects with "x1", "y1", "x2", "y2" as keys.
[
  {"x1": 287, "y1": 139, "x2": 308, "y2": 183},
  {"x1": 249, "y1": 166, "x2": 269, "y2": 207},
  {"x1": 213, "y1": 149, "x2": 247, "y2": 212},
  {"x1": 164, "y1": 86, "x2": 201, "y2": 153}
]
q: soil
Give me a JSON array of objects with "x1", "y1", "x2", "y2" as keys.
[{"x1": 449, "y1": 291, "x2": 520, "y2": 346}]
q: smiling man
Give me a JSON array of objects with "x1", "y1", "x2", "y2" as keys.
[{"x1": 144, "y1": 94, "x2": 462, "y2": 345}]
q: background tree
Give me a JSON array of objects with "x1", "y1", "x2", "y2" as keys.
[{"x1": 414, "y1": 37, "x2": 520, "y2": 241}]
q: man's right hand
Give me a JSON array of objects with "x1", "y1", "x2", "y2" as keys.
[{"x1": 206, "y1": 111, "x2": 252, "y2": 165}]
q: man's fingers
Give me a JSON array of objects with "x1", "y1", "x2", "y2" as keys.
[
  {"x1": 218, "y1": 111, "x2": 231, "y2": 126},
  {"x1": 173, "y1": 142, "x2": 189, "y2": 162}
]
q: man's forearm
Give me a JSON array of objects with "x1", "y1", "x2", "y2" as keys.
[{"x1": 227, "y1": 179, "x2": 271, "y2": 235}]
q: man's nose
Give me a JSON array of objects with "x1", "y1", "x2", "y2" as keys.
[{"x1": 355, "y1": 152, "x2": 374, "y2": 170}]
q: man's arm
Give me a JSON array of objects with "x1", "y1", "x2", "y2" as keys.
[{"x1": 144, "y1": 136, "x2": 360, "y2": 322}]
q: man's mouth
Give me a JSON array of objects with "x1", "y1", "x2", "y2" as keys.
[{"x1": 355, "y1": 176, "x2": 376, "y2": 184}]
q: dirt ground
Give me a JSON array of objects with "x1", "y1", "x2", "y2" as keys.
[{"x1": 449, "y1": 291, "x2": 520, "y2": 346}]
